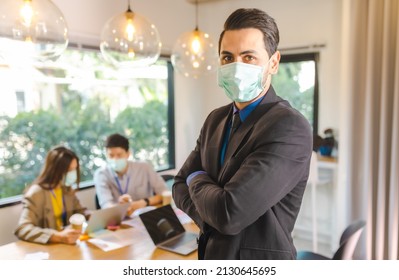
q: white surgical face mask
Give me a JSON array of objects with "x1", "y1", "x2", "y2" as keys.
[
  {"x1": 107, "y1": 158, "x2": 128, "y2": 172},
  {"x1": 217, "y1": 62, "x2": 266, "y2": 102},
  {"x1": 64, "y1": 170, "x2": 77, "y2": 187}
]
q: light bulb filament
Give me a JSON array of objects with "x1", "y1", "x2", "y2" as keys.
[
  {"x1": 125, "y1": 11, "x2": 136, "y2": 42},
  {"x1": 126, "y1": 19, "x2": 135, "y2": 41},
  {"x1": 191, "y1": 36, "x2": 201, "y2": 54},
  {"x1": 20, "y1": 0, "x2": 34, "y2": 28}
]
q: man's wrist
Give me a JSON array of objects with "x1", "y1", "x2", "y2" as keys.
[{"x1": 186, "y1": 171, "x2": 207, "y2": 186}]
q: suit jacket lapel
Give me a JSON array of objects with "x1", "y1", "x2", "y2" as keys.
[
  {"x1": 218, "y1": 87, "x2": 283, "y2": 181},
  {"x1": 208, "y1": 106, "x2": 231, "y2": 177}
]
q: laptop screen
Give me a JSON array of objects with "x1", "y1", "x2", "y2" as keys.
[
  {"x1": 85, "y1": 203, "x2": 129, "y2": 234},
  {"x1": 139, "y1": 204, "x2": 186, "y2": 245}
]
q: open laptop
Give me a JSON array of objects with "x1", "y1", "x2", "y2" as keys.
[
  {"x1": 84, "y1": 203, "x2": 129, "y2": 235},
  {"x1": 139, "y1": 204, "x2": 198, "y2": 255}
]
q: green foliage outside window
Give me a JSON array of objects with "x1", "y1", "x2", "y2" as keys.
[{"x1": 273, "y1": 58, "x2": 316, "y2": 129}]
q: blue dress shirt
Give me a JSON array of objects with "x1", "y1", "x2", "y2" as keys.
[
  {"x1": 220, "y1": 96, "x2": 265, "y2": 165},
  {"x1": 187, "y1": 96, "x2": 265, "y2": 186}
]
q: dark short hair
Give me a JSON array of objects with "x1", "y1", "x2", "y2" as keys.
[
  {"x1": 35, "y1": 146, "x2": 80, "y2": 190},
  {"x1": 105, "y1": 133, "x2": 129, "y2": 151},
  {"x1": 218, "y1": 8, "x2": 280, "y2": 57}
]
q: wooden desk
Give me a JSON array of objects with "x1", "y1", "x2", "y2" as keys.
[
  {"x1": 317, "y1": 155, "x2": 338, "y2": 164},
  {"x1": 0, "y1": 223, "x2": 199, "y2": 260}
]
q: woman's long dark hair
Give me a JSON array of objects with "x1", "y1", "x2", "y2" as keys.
[{"x1": 34, "y1": 146, "x2": 80, "y2": 190}]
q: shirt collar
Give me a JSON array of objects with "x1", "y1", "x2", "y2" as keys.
[{"x1": 233, "y1": 95, "x2": 265, "y2": 122}]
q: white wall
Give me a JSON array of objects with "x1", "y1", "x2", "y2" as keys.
[
  {"x1": 0, "y1": 0, "x2": 344, "y2": 245},
  {"x1": 53, "y1": 0, "x2": 197, "y2": 51},
  {"x1": 0, "y1": 203, "x2": 22, "y2": 245}
]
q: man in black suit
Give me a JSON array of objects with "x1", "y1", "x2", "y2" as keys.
[{"x1": 172, "y1": 8, "x2": 312, "y2": 260}]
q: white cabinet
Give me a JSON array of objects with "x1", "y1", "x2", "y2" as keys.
[{"x1": 294, "y1": 156, "x2": 338, "y2": 255}]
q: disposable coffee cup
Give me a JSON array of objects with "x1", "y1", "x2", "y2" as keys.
[
  {"x1": 162, "y1": 190, "x2": 173, "y2": 206},
  {"x1": 69, "y1": 213, "x2": 86, "y2": 232}
]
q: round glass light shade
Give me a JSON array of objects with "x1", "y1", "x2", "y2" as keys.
[
  {"x1": 171, "y1": 29, "x2": 219, "y2": 79},
  {"x1": 100, "y1": 10, "x2": 161, "y2": 68},
  {"x1": 0, "y1": 0, "x2": 68, "y2": 63}
]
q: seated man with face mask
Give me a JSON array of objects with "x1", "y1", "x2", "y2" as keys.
[{"x1": 94, "y1": 133, "x2": 167, "y2": 216}]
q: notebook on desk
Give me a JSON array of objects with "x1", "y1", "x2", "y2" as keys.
[
  {"x1": 139, "y1": 204, "x2": 198, "y2": 255},
  {"x1": 84, "y1": 203, "x2": 129, "y2": 235}
]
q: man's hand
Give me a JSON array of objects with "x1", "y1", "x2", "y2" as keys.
[
  {"x1": 118, "y1": 194, "x2": 132, "y2": 204},
  {"x1": 126, "y1": 200, "x2": 147, "y2": 216}
]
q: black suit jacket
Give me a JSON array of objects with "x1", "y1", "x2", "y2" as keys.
[{"x1": 172, "y1": 86, "x2": 313, "y2": 259}]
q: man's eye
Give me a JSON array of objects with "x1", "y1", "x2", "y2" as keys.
[
  {"x1": 244, "y1": 55, "x2": 255, "y2": 62},
  {"x1": 221, "y1": 56, "x2": 233, "y2": 63}
]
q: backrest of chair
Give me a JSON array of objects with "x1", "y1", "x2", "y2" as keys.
[
  {"x1": 332, "y1": 220, "x2": 366, "y2": 260},
  {"x1": 95, "y1": 193, "x2": 101, "y2": 210},
  {"x1": 161, "y1": 174, "x2": 175, "y2": 191}
]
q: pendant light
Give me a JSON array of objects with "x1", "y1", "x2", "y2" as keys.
[
  {"x1": 100, "y1": 0, "x2": 161, "y2": 68},
  {"x1": 0, "y1": 0, "x2": 68, "y2": 63},
  {"x1": 171, "y1": 0, "x2": 218, "y2": 79}
]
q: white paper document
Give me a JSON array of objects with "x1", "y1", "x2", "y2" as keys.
[
  {"x1": 24, "y1": 251, "x2": 49, "y2": 260},
  {"x1": 122, "y1": 216, "x2": 146, "y2": 230},
  {"x1": 88, "y1": 227, "x2": 149, "y2": 252}
]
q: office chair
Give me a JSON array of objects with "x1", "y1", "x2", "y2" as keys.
[
  {"x1": 160, "y1": 174, "x2": 175, "y2": 191},
  {"x1": 95, "y1": 193, "x2": 101, "y2": 210},
  {"x1": 297, "y1": 220, "x2": 366, "y2": 260}
]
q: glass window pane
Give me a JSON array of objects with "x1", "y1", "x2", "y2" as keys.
[
  {"x1": 273, "y1": 56, "x2": 316, "y2": 130},
  {"x1": 0, "y1": 48, "x2": 174, "y2": 200}
]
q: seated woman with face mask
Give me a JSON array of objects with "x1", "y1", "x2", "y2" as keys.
[{"x1": 14, "y1": 146, "x2": 89, "y2": 245}]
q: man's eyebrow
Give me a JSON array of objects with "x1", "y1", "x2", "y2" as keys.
[
  {"x1": 220, "y1": 50, "x2": 258, "y2": 55},
  {"x1": 240, "y1": 50, "x2": 258, "y2": 55},
  {"x1": 220, "y1": 50, "x2": 233, "y2": 55}
]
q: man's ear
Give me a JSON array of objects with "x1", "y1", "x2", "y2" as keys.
[{"x1": 269, "y1": 51, "x2": 281, "y2": 75}]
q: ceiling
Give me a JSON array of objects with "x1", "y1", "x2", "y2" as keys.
[{"x1": 186, "y1": 0, "x2": 228, "y2": 4}]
